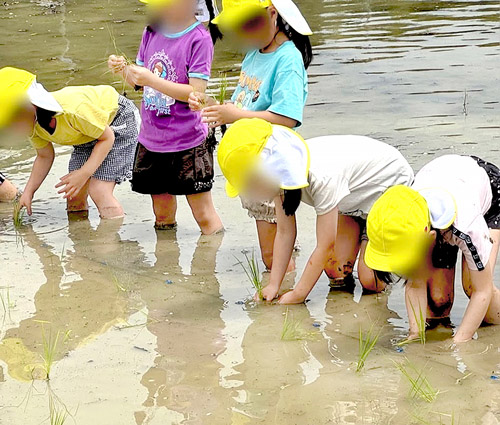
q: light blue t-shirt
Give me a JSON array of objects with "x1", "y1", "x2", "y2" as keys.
[{"x1": 231, "y1": 41, "x2": 308, "y2": 126}]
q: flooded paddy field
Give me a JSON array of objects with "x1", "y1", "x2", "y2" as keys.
[{"x1": 0, "y1": 0, "x2": 499, "y2": 423}]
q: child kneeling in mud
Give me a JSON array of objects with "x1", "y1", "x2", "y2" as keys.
[
  {"x1": 217, "y1": 118, "x2": 414, "y2": 304},
  {"x1": 0, "y1": 67, "x2": 139, "y2": 219},
  {"x1": 365, "y1": 155, "x2": 500, "y2": 343}
]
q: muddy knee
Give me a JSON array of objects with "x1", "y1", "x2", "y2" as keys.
[
  {"x1": 324, "y1": 259, "x2": 354, "y2": 280},
  {"x1": 359, "y1": 270, "x2": 385, "y2": 293}
]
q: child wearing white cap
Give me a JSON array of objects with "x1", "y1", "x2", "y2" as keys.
[
  {"x1": 217, "y1": 119, "x2": 414, "y2": 304},
  {"x1": 189, "y1": 0, "x2": 312, "y2": 269},
  {"x1": 0, "y1": 67, "x2": 139, "y2": 219}
]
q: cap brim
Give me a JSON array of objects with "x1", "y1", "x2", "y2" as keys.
[
  {"x1": 272, "y1": 0, "x2": 312, "y2": 35},
  {"x1": 27, "y1": 82, "x2": 63, "y2": 113},
  {"x1": 212, "y1": 4, "x2": 268, "y2": 29},
  {"x1": 225, "y1": 181, "x2": 240, "y2": 198},
  {"x1": 364, "y1": 241, "x2": 396, "y2": 273}
]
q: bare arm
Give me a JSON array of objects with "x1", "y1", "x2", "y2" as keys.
[
  {"x1": 279, "y1": 208, "x2": 339, "y2": 304},
  {"x1": 261, "y1": 194, "x2": 297, "y2": 301},
  {"x1": 201, "y1": 104, "x2": 298, "y2": 129},
  {"x1": 404, "y1": 278, "x2": 428, "y2": 340},
  {"x1": 454, "y1": 266, "x2": 493, "y2": 343},
  {"x1": 55, "y1": 126, "x2": 115, "y2": 199},
  {"x1": 19, "y1": 143, "x2": 55, "y2": 215}
]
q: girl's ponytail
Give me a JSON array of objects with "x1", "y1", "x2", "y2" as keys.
[
  {"x1": 205, "y1": 0, "x2": 223, "y2": 44},
  {"x1": 277, "y1": 15, "x2": 312, "y2": 69}
]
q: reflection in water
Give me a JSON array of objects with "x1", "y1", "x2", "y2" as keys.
[{"x1": 1, "y1": 0, "x2": 500, "y2": 423}]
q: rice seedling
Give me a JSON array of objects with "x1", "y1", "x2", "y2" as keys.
[
  {"x1": 356, "y1": 323, "x2": 380, "y2": 373},
  {"x1": 237, "y1": 251, "x2": 263, "y2": 299},
  {"x1": 112, "y1": 274, "x2": 127, "y2": 293},
  {"x1": 395, "y1": 359, "x2": 439, "y2": 403},
  {"x1": 281, "y1": 308, "x2": 318, "y2": 341},
  {"x1": 0, "y1": 286, "x2": 14, "y2": 323},
  {"x1": 39, "y1": 323, "x2": 62, "y2": 380},
  {"x1": 217, "y1": 72, "x2": 228, "y2": 105},
  {"x1": 106, "y1": 25, "x2": 139, "y2": 94},
  {"x1": 13, "y1": 199, "x2": 25, "y2": 229},
  {"x1": 397, "y1": 300, "x2": 426, "y2": 346}
]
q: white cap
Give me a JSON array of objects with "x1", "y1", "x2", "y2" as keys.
[
  {"x1": 418, "y1": 188, "x2": 457, "y2": 229},
  {"x1": 260, "y1": 126, "x2": 310, "y2": 190},
  {"x1": 272, "y1": 0, "x2": 312, "y2": 35},
  {"x1": 27, "y1": 79, "x2": 63, "y2": 113}
]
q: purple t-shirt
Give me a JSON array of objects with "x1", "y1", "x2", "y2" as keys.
[{"x1": 136, "y1": 21, "x2": 213, "y2": 153}]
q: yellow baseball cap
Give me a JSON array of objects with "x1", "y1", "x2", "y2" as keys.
[
  {"x1": 0, "y1": 67, "x2": 36, "y2": 129},
  {"x1": 217, "y1": 118, "x2": 273, "y2": 197},
  {"x1": 212, "y1": 0, "x2": 272, "y2": 29},
  {"x1": 365, "y1": 185, "x2": 432, "y2": 275},
  {"x1": 139, "y1": 0, "x2": 177, "y2": 8}
]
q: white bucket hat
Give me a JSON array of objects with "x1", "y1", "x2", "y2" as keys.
[
  {"x1": 272, "y1": 0, "x2": 312, "y2": 35},
  {"x1": 196, "y1": 0, "x2": 219, "y2": 23},
  {"x1": 260, "y1": 125, "x2": 310, "y2": 190},
  {"x1": 27, "y1": 79, "x2": 63, "y2": 113}
]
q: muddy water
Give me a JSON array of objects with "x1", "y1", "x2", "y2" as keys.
[{"x1": 1, "y1": 0, "x2": 500, "y2": 424}]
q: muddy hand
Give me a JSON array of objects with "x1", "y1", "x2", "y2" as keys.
[{"x1": 108, "y1": 55, "x2": 126, "y2": 73}]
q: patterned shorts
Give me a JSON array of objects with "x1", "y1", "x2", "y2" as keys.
[
  {"x1": 68, "y1": 96, "x2": 140, "y2": 183},
  {"x1": 472, "y1": 156, "x2": 500, "y2": 229},
  {"x1": 131, "y1": 132, "x2": 217, "y2": 196},
  {"x1": 0, "y1": 172, "x2": 5, "y2": 185}
]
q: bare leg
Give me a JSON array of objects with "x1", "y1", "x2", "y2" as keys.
[
  {"x1": 358, "y1": 240, "x2": 385, "y2": 293},
  {"x1": 0, "y1": 179, "x2": 18, "y2": 202},
  {"x1": 324, "y1": 215, "x2": 360, "y2": 288},
  {"x1": 152, "y1": 193, "x2": 177, "y2": 229},
  {"x1": 88, "y1": 178, "x2": 124, "y2": 219},
  {"x1": 67, "y1": 178, "x2": 90, "y2": 212},
  {"x1": 255, "y1": 220, "x2": 295, "y2": 272},
  {"x1": 186, "y1": 191, "x2": 223, "y2": 235}
]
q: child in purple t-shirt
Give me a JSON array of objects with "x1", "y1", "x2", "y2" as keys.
[{"x1": 108, "y1": 0, "x2": 223, "y2": 235}]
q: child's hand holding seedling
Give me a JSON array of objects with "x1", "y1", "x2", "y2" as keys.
[
  {"x1": 201, "y1": 103, "x2": 241, "y2": 129},
  {"x1": 108, "y1": 55, "x2": 127, "y2": 73},
  {"x1": 188, "y1": 92, "x2": 216, "y2": 111},
  {"x1": 260, "y1": 283, "x2": 280, "y2": 301},
  {"x1": 126, "y1": 64, "x2": 154, "y2": 88}
]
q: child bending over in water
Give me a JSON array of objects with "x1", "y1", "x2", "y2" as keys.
[
  {"x1": 109, "y1": 0, "x2": 224, "y2": 235},
  {"x1": 0, "y1": 67, "x2": 139, "y2": 219},
  {"x1": 366, "y1": 155, "x2": 500, "y2": 343},
  {"x1": 217, "y1": 119, "x2": 414, "y2": 303},
  {"x1": 189, "y1": 0, "x2": 312, "y2": 264}
]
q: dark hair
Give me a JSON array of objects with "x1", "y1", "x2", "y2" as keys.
[
  {"x1": 36, "y1": 107, "x2": 56, "y2": 134},
  {"x1": 276, "y1": 15, "x2": 312, "y2": 69},
  {"x1": 282, "y1": 189, "x2": 302, "y2": 216},
  {"x1": 374, "y1": 270, "x2": 406, "y2": 286},
  {"x1": 205, "y1": 0, "x2": 223, "y2": 44}
]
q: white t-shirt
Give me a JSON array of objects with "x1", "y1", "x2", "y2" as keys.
[
  {"x1": 412, "y1": 155, "x2": 493, "y2": 271},
  {"x1": 300, "y1": 135, "x2": 414, "y2": 217}
]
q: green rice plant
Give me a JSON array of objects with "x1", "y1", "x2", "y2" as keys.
[
  {"x1": 397, "y1": 300, "x2": 427, "y2": 346},
  {"x1": 395, "y1": 359, "x2": 439, "y2": 403},
  {"x1": 48, "y1": 386, "x2": 70, "y2": 425},
  {"x1": 39, "y1": 324, "x2": 62, "y2": 380},
  {"x1": 112, "y1": 273, "x2": 127, "y2": 293},
  {"x1": 106, "y1": 25, "x2": 138, "y2": 94},
  {"x1": 0, "y1": 286, "x2": 14, "y2": 323},
  {"x1": 13, "y1": 199, "x2": 25, "y2": 228},
  {"x1": 356, "y1": 323, "x2": 380, "y2": 373},
  {"x1": 237, "y1": 251, "x2": 263, "y2": 299},
  {"x1": 217, "y1": 72, "x2": 228, "y2": 105},
  {"x1": 281, "y1": 308, "x2": 318, "y2": 341}
]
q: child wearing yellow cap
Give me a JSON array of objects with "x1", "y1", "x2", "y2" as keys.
[
  {"x1": 0, "y1": 173, "x2": 18, "y2": 202},
  {"x1": 217, "y1": 119, "x2": 414, "y2": 303},
  {"x1": 366, "y1": 155, "x2": 500, "y2": 343},
  {"x1": 108, "y1": 0, "x2": 224, "y2": 234},
  {"x1": 0, "y1": 67, "x2": 140, "y2": 219},
  {"x1": 189, "y1": 0, "x2": 312, "y2": 268}
]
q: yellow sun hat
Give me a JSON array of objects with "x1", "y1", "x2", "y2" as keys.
[
  {"x1": 212, "y1": 0, "x2": 271, "y2": 29},
  {"x1": 217, "y1": 118, "x2": 273, "y2": 197},
  {"x1": 365, "y1": 185, "x2": 432, "y2": 275},
  {"x1": 0, "y1": 67, "x2": 36, "y2": 129},
  {"x1": 139, "y1": 0, "x2": 176, "y2": 7},
  {"x1": 213, "y1": 0, "x2": 312, "y2": 35}
]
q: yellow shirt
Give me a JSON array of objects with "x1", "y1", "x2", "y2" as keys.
[{"x1": 30, "y1": 85, "x2": 119, "y2": 150}]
